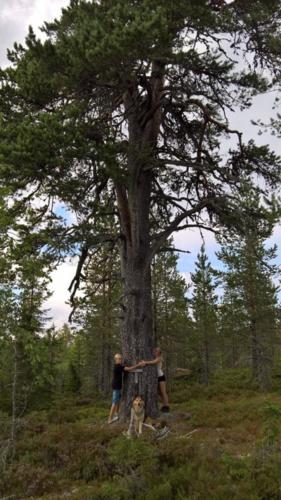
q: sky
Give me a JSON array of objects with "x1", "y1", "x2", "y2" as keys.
[{"x1": 0, "y1": 0, "x2": 280, "y2": 326}]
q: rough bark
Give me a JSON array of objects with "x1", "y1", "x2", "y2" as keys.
[
  {"x1": 121, "y1": 252, "x2": 158, "y2": 418},
  {"x1": 116, "y1": 63, "x2": 164, "y2": 418},
  {"x1": 118, "y1": 164, "x2": 158, "y2": 418}
]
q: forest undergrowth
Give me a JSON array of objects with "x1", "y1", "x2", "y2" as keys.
[{"x1": 2, "y1": 368, "x2": 281, "y2": 499}]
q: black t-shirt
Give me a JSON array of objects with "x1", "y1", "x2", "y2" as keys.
[{"x1": 112, "y1": 364, "x2": 125, "y2": 390}]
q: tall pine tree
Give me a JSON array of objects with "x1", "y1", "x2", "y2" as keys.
[{"x1": 1, "y1": 0, "x2": 281, "y2": 414}]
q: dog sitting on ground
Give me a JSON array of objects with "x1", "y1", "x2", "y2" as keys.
[{"x1": 127, "y1": 395, "x2": 145, "y2": 437}]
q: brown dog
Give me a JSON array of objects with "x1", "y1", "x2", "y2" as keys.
[{"x1": 127, "y1": 395, "x2": 145, "y2": 437}]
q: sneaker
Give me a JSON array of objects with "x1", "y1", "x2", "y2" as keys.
[
  {"x1": 161, "y1": 406, "x2": 170, "y2": 413},
  {"x1": 156, "y1": 426, "x2": 170, "y2": 439},
  {"x1": 108, "y1": 415, "x2": 119, "y2": 424}
]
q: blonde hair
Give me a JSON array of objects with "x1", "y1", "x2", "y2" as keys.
[{"x1": 114, "y1": 353, "x2": 122, "y2": 360}]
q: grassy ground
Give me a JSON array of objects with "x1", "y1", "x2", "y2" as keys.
[{"x1": 2, "y1": 369, "x2": 281, "y2": 499}]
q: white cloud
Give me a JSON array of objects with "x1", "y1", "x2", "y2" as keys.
[
  {"x1": 0, "y1": 0, "x2": 68, "y2": 65},
  {"x1": 27, "y1": 0, "x2": 69, "y2": 36},
  {"x1": 174, "y1": 227, "x2": 217, "y2": 252}
]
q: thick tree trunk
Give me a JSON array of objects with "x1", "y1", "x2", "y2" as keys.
[
  {"x1": 120, "y1": 252, "x2": 158, "y2": 418},
  {"x1": 152, "y1": 258, "x2": 158, "y2": 345},
  {"x1": 118, "y1": 167, "x2": 158, "y2": 418},
  {"x1": 116, "y1": 158, "x2": 159, "y2": 417},
  {"x1": 115, "y1": 62, "x2": 164, "y2": 418}
]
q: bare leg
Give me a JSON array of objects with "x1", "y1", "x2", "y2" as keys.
[
  {"x1": 108, "y1": 403, "x2": 118, "y2": 422},
  {"x1": 158, "y1": 381, "x2": 169, "y2": 407},
  {"x1": 116, "y1": 402, "x2": 120, "y2": 416}
]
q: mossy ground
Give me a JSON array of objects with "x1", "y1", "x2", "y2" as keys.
[{"x1": 2, "y1": 368, "x2": 281, "y2": 499}]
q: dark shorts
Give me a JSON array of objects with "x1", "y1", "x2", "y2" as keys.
[{"x1": 158, "y1": 375, "x2": 166, "y2": 383}]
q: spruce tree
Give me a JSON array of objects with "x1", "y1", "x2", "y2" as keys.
[
  {"x1": 190, "y1": 245, "x2": 218, "y2": 384},
  {"x1": 0, "y1": 240, "x2": 54, "y2": 412},
  {"x1": 71, "y1": 242, "x2": 121, "y2": 396},
  {"x1": 217, "y1": 194, "x2": 280, "y2": 389},
  {"x1": 152, "y1": 246, "x2": 191, "y2": 375},
  {"x1": 217, "y1": 284, "x2": 248, "y2": 369}
]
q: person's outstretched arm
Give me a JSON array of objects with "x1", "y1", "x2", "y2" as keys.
[
  {"x1": 124, "y1": 361, "x2": 146, "y2": 372},
  {"x1": 140, "y1": 357, "x2": 161, "y2": 366}
]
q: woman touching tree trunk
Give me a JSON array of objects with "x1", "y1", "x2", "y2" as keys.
[{"x1": 142, "y1": 347, "x2": 170, "y2": 413}]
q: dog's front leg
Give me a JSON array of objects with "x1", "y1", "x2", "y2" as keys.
[
  {"x1": 127, "y1": 410, "x2": 134, "y2": 437},
  {"x1": 138, "y1": 421, "x2": 143, "y2": 435},
  {"x1": 134, "y1": 419, "x2": 138, "y2": 435}
]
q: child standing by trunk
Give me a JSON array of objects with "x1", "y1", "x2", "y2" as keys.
[
  {"x1": 141, "y1": 347, "x2": 170, "y2": 413},
  {"x1": 108, "y1": 353, "x2": 145, "y2": 424}
]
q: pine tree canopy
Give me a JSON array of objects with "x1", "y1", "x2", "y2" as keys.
[{"x1": 0, "y1": 0, "x2": 281, "y2": 281}]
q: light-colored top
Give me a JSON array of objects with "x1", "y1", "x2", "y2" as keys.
[{"x1": 157, "y1": 357, "x2": 164, "y2": 377}]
